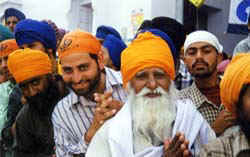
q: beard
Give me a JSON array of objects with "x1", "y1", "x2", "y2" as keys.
[
  {"x1": 26, "y1": 78, "x2": 60, "y2": 116},
  {"x1": 129, "y1": 82, "x2": 177, "y2": 153},
  {"x1": 191, "y1": 59, "x2": 217, "y2": 79},
  {"x1": 67, "y1": 68, "x2": 102, "y2": 101}
]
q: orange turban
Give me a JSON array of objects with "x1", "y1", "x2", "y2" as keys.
[
  {"x1": 0, "y1": 39, "x2": 19, "y2": 57},
  {"x1": 8, "y1": 48, "x2": 52, "y2": 83},
  {"x1": 121, "y1": 32, "x2": 175, "y2": 87},
  {"x1": 58, "y1": 29, "x2": 101, "y2": 59},
  {"x1": 220, "y1": 53, "x2": 250, "y2": 115}
]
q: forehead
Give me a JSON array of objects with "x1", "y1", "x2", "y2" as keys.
[
  {"x1": 61, "y1": 52, "x2": 93, "y2": 67},
  {"x1": 6, "y1": 16, "x2": 18, "y2": 21},
  {"x1": 187, "y1": 42, "x2": 214, "y2": 49},
  {"x1": 136, "y1": 67, "x2": 165, "y2": 75}
]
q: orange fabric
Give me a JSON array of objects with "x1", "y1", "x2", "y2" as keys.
[
  {"x1": 121, "y1": 32, "x2": 175, "y2": 87},
  {"x1": 220, "y1": 53, "x2": 250, "y2": 116},
  {"x1": 58, "y1": 29, "x2": 101, "y2": 59},
  {"x1": 0, "y1": 39, "x2": 19, "y2": 57},
  {"x1": 7, "y1": 48, "x2": 52, "y2": 83}
]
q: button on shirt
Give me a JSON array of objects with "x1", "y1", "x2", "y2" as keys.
[{"x1": 52, "y1": 67, "x2": 127, "y2": 157}]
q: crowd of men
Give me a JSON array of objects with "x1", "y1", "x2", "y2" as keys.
[{"x1": 0, "y1": 7, "x2": 249, "y2": 157}]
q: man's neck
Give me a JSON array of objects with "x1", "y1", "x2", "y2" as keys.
[{"x1": 195, "y1": 72, "x2": 219, "y2": 89}]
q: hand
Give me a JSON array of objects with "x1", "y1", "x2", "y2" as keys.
[
  {"x1": 84, "y1": 91, "x2": 123, "y2": 143},
  {"x1": 164, "y1": 133, "x2": 191, "y2": 157},
  {"x1": 211, "y1": 109, "x2": 236, "y2": 136}
]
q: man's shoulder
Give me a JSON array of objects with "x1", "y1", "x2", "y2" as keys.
[{"x1": 53, "y1": 91, "x2": 74, "y2": 115}]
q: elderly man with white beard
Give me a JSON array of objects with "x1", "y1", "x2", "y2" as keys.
[{"x1": 86, "y1": 31, "x2": 216, "y2": 157}]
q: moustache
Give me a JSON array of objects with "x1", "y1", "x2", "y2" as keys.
[{"x1": 192, "y1": 60, "x2": 209, "y2": 68}]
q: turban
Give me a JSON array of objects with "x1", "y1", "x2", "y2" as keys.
[
  {"x1": 0, "y1": 24, "x2": 14, "y2": 42},
  {"x1": 14, "y1": 19, "x2": 57, "y2": 53},
  {"x1": 137, "y1": 29, "x2": 177, "y2": 67},
  {"x1": 8, "y1": 48, "x2": 52, "y2": 83},
  {"x1": 103, "y1": 34, "x2": 127, "y2": 70},
  {"x1": 220, "y1": 53, "x2": 250, "y2": 115},
  {"x1": 121, "y1": 31, "x2": 175, "y2": 87},
  {"x1": 96, "y1": 25, "x2": 121, "y2": 40},
  {"x1": 151, "y1": 16, "x2": 186, "y2": 53},
  {"x1": 0, "y1": 39, "x2": 19, "y2": 57},
  {"x1": 58, "y1": 29, "x2": 101, "y2": 59},
  {"x1": 4, "y1": 8, "x2": 26, "y2": 21},
  {"x1": 184, "y1": 30, "x2": 223, "y2": 54}
]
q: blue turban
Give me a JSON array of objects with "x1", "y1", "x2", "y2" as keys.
[
  {"x1": 103, "y1": 35, "x2": 127, "y2": 70},
  {"x1": 14, "y1": 19, "x2": 57, "y2": 53},
  {"x1": 4, "y1": 8, "x2": 26, "y2": 21},
  {"x1": 0, "y1": 24, "x2": 14, "y2": 42},
  {"x1": 96, "y1": 25, "x2": 121, "y2": 40},
  {"x1": 136, "y1": 29, "x2": 178, "y2": 67}
]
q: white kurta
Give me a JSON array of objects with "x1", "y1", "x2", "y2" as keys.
[{"x1": 86, "y1": 99, "x2": 216, "y2": 157}]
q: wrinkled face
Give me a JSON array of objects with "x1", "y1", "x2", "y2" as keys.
[
  {"x1": 6, "y1": 16, "x2": 19, "y2": 32},
  {"x1": 0, "y1": 55, "x2": 10, "y2": 82},
  {"x1": 61, "y1": 52, "x2": 104, "y2": 99},
  {"x1": 130, "y1": 67, "x2": 171, "y2": 97},
  {"x1": 19, "y1": 75, "x2": 49, "y2": 98},
  {"x1": 184, "y1": 42, "x2": 218, "y2": 78}
]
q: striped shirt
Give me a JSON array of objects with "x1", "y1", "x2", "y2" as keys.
[{"x1": 52, "y1": 67, "x2": 127, "y2": 157}]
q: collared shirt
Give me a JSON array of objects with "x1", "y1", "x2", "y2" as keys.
[
  {"x1": 233, "y1": 35, "x2": 250, "y2": 56},
  {"x1": 175, "y1": 60, "x2": 193, "y2": 90},
  {"x1": 52, "y1": 67, "x2": 127, "y2": 157},
  {"x1": 199, "y1": 129, "x2": 250, "y2": 157},
  {"x1": 178, "y1": 83, "x2": 224, "y2": 125}
]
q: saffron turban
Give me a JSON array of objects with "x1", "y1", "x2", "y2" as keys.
[
  {"x1": 4, "y1": 8, "x2": 26, "y2": 21},
  {"x1": 103, "y1": 34, "x2": 127, "y2": 70},
  {"x1": 184, "y1": 30, "x2": 223, "y2": 55},
  {"x1": 137, "y1": 29, "x2": 177, "y2": 67},
  {"x1": 58, "y1": 29, "x2": 101, "y2": 59},
  {"x1": 14, "y1": 19, "x2": 57, "y2": 52},
  {"x1": 220, "y1": 53, "x2": 250, "y2": 115},
  {"x1": 8, "y1": 48, "x2": 52, "y2": 83},
  {"x1": 0, "y1": 24, "x2": 14, "y2": 42},
  {"x1": 96, "y1": 25, "x2": 121, "y2": 40},
  {"x1": 121, "y1": 31, "x2": 175, "y2": 87},
  {"x1": 0, "y1": 39, "x2": 19, "y2": 57}
]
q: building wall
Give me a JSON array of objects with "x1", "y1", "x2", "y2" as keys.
[{"x1": 205, "y1": 0, "x2": 246, "y2": 55}]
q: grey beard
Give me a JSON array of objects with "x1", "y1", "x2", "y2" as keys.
[{"x1": 128, "y1": 82, "x2": 177, "y2": 153}]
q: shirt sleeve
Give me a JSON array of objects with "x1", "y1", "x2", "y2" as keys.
[{"x1": 52, "y1": 108, "x2": 87, "y2": 157}]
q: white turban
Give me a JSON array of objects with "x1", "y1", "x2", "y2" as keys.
[{"x1": 184, "y1": 30, "x2": 223, "y2": 55}]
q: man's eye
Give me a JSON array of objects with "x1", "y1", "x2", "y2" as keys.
[
  {"x1": 63, "y1": 68, "x2": 73, "y2": 74},
  {"x1": 79, "y1": 65, "x2": 88, "y2": 71},
  {"x1": 31, "y1": 79, "x2": 40, "y2": 86},
  {"x1": 135, "y1": 73, "x2": 147, "y2": 80}
]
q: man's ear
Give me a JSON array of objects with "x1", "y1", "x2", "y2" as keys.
[
  {"x1": 47, "y1": 49, "x2": 55, "y2": 59},
  {"x1": 97, "y1": 52, "x2": 105, "y2": 70},
  {"x1": 217, "y1": 53, "x2": 223, "y2": 64}
]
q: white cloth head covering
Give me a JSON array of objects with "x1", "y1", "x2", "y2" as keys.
[{"x1": 184, "y1": 30, "x2": 223, "y2": 54}]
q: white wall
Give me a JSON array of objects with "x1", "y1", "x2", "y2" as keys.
[
  {"x1": 21, "y1": 0, "x2": 70, "y2": 29},
  {"x1": 92, "y1": 0, "x2": 183, "y2": 41},
  {"x1": 92, "y1": 0, "x2": 152, "y2": 41}
]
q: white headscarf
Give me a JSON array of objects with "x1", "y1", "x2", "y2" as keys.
[{"x1": 184, "y1": 30, "x2": 223, "y2": 55}]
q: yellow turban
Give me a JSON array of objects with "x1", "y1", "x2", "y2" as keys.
[
  {"x1": 8, "y1": 48, "x2": 52, "y2": 83},
  {"x1": 220, "y1": 53, "x2": 250, "y2": 115},
  {"x1": 58, "y1": 29, "x2": 101, "y2": 59},
  {"x1": 121, "y1": 32, "x2": 175, "y2": 87},
  {"x1": 0, "y1": 39, "x2": 19, "y2": 57}
]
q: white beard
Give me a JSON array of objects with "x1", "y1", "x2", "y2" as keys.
[{"x1": 128, "y1": 82, "x2": 177, "y2": 153}]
